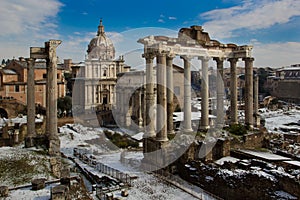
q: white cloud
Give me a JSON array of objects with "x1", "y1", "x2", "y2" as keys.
[
  {"x1": 0, "y1": 0, "x2": 63, "y2": 59},
  {"x1": 106, "y1": 32, "x2": 124, "y2": 44},
  {"x1": 0, "y1": 0, "x2": 63, "y2": 36},
  {"x1": 201, "y1": 0, "x2": 300, "y2": 39},
  {"x1": 168, "y1": 16, "x2": 177, "y2": 20},
  {"x1": 158, "y1": 19, "x2": 165, "y2": 23},
  {"x1": 252, "y1": 41, "x2": 300, "y2": 68}
]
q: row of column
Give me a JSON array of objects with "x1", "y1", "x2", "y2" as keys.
[
  {"x1": 144, "y1": 53, "x2": 203, "y2": 142},
  {"x1": 144, "y1": 52, "x2": 256, "y2": 142},
  {"x1": 229, "y1": 57, "x2": 255, "y2": 128}
]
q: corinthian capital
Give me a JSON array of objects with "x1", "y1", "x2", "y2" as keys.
[
  {"x1": 142, "y1": 52, "x2": 155, "y2": 60},
  {"x1": 198, "y1": 56, "x2": 210, "y2": 62}
]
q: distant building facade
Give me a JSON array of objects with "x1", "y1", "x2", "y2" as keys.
[
  {"x1": 0, "y1": 58, "x2": 65, "y2": 107},
  {"x1": 266, "y1": 64, "x2": 300, "y2": 104}
]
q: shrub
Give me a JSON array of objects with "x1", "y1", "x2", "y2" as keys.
[{"x1": 228, "y1": 124, "x2": 247, "y2": 136}]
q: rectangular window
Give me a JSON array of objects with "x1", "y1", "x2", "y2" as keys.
[
  {"x1": 43, "y1": 74, "x2": 47, "y2": 78},
  {"x1": 174, "y1": 86, "x2": 180, "y2": 95},
  {"x1": 15, "y1": 85, "x2": 19, "y2": 92}
]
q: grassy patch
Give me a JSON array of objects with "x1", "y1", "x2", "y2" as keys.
[
  {"x1": 0, "y1": 148, "x2": 52, "y2": 186},
  {"x1": 104, "y1": 130, "x2": 139, "y2": 149}
]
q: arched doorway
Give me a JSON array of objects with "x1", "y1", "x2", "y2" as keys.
[{"x1": 0, "y1": 108, "x2": 8, "y2": 118}]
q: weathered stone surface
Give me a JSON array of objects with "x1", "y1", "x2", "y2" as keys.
[
  {"x1": 48, "y1": 138, "x2": 61, "y2": 157},
  {"x1": 24, "y1": 136, "x2": 35, "y2": 148},
  {"x1": 60, "y1": 167, "x2": 70, "y2": 178},
  {"x1": 51, "y1": 185, "x2": 69, "y2": 200},
  {"x1": 50, "y1": 157, "x2": 62, "y2": 178},
  {"x1": 121, "y1": 189, "x2": 129, "y2": 197},
  {"x1": 105, "y1": 193, "x2": 113, "y2": 200},
  {"x1": 32, "y1": 178, "x2": 46, "y2": 190},
  {"x1": 0, "y1": 186, "x2": 9, "y2": 197}
]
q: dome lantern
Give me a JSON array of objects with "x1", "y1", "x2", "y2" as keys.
[{"x1": 87, "y1": 19, "x2": 115, "y2": 60}]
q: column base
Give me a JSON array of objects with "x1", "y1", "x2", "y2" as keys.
[
  {"x1": 182, "y1": 128, "x2": 193, "y2": 133},
  {"x1": 200, "y1": 125, "x2": 210, "y2": 131},
  {"x1": 138, "y1": 119, "x2": 143, "y2": 129},
  {"x1": 24, "y1": 136, "x2": 35, "y2": 148},
  {"x1": 167, "y1": 130, "x2": 175, "y2": 135},
  {"x1": 230, "y1": 121, "x2": 238, "y2": 126},
  {"x1": 144, "y1": 131, "x2": 156, "y2": 138},
  {"x1": 156, "y1": 137, "x2": 169, "y2": 142}
]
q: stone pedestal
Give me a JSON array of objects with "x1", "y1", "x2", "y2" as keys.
[
  {"x1": 48, "y1": 137, "x2": 61, "y2": 157},
  {"x1": 0, "y1": 186, "x2": 9, "y2": 197},
  {"x1": 50, "y1": 156, "x2": 62, "y2": 178},
  {"x1": 24, "y1": 136, "x2": 35, "y2": 148},
  {"x1": 51, "y1": 185, "x2": 69, "y2": 200},
  {"x1": 121, "y1": 189, "x2": 129, "y2": 197},
  {"x1": 60, "y1": 167, "x2": 71, "y2": 187},
  {"x1": 32, "y1": 178, "x2": 46, "y2": 190},
  {"x1": 142, "y1": 138, "x2": 170, "y2": 171}
]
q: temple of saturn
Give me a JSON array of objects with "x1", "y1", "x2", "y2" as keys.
[{"x1": 137, "y1": 25, "x2": 259, "y2": 148}]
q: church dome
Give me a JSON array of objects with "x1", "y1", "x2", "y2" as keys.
[{"x1": 87, "y1": 20, "x2": 115, "y2": 60}]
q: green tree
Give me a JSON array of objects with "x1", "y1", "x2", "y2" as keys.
[
  {"x1": 57, "y1": 96, "x2": 72, "y2": 117},
  {"x1": 64, "y1": 72, "x2": 73, "y2": 96}
]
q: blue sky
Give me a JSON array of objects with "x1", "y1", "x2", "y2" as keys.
[{"x1": 1, "y1": 0, "x2": 300, "y2": 68}]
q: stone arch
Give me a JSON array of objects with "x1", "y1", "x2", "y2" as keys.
[{"x1": 0, "y1": 108, "x2": 8, "y2": 118}]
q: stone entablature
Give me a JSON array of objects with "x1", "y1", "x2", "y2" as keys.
[{"x1": 138, "y1": 26, "x2": 252, "y2": 60}]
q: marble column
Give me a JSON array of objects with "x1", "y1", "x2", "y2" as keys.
[
  {"x1": 214, "y1": 57, "x2": 225, "y2": 127},
  {"x1": 254, "y1": 75, "x2": 259, "y2": 115},
  {"x1": 45, "y1": 40, "x2": 61, "y2": 157},
  {"x1": 244, "y1": 57, "x2": 254, "y2": 129},
  {"x1": 144, "y1": 53, "x2": 156, "y2": 138},
  {"x1": 120, "y1": 89, "x2": 126, "y2": 126},
  {"x1": 200, "y1": 56, "x2": 210, "y2": 130},
  {"x1": 156, "y1": 52, "x2": 168, "y2": 141},
  {"x1": 254, "y1": 74, "x2": 260, "y2": 127},
  {"x1": 166, "y1": 54, "x2": 175, "y2": 135},
  {"x1": 125, "y1": 89, "x2": 132, "y2": 127},
  {"x1": 180, "y1": 56, "x2": 193, "y2": 132},
  {"x1": 138, "y1": 89, "x2": 143, "y2": 128},
  {"x1": 228, "y1": 58, "x2": 238, "y2": 125},
  {"x1": 25, "y1": 58, "x2": 35, "y2": 148}
]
